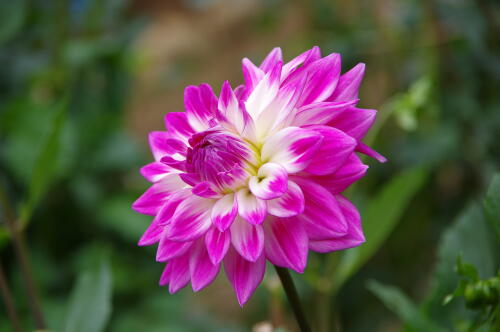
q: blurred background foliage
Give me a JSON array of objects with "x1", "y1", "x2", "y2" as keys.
[{"x1": 0, "y1": 0, "x2": 499, "y2": 331}]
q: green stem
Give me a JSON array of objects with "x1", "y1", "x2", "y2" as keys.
[{"x1": 274, "y1": 265, "x2": 311, "y2": 332}]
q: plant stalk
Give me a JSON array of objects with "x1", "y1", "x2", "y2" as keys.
[
  {"x1": 274, "y1": 265, "x2": 311, "y2": 332},
  {"x1": 0, "y1": 189, "x2": 46, "y2": 329},
  {"x1": 0, "y1": 261, "x2": 23, "y2": 332}
]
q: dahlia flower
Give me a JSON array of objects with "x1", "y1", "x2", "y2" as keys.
[{"x1": 133, "y1": 47, "x2": 386, "y2": 306}]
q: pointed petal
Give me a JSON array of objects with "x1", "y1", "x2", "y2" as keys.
[
  {"x1": 328, "y1": 63, "x2": 365, "y2": 102},
  {"x1": 230, "y1": 216, "x2": 264, "y2": 262},
  {"x1": 310, "y1": 154, "x2": 368, "y2": 194},
  {"x1": 281, "y1": 46, "x2": 321, "y2": 80},
  {"x1": 153, "y1": 188, "x2": 192, "y2": 225},
  {"x1": 159, "y1": 263, "x2": 172, "y2": 286},
  {"x1": 167, "y1": 253, "x2": 191, "y2": 294},
  {"x1": 184, "y1": 84, "x2": 218, "y2": 131},
  {"x1": 264, "y1": 217, "x2": 308, "y2": 273},
  {"x1": 236, "y1": 189, "x2": 267, "y2": 225},
  {"x1": 259, "y1": 47, "x2": 283, "y2": 72},
  {"x1": 218, "y1": 81, "x2": 256, "y2": 138},
  {"x1": 327, "y1": 107, "x2": 376, "y2": 140},
  {"x1": 245, "y1": 61, "x2": 282, "y2": 120},
  {"x1": 138, "y1": 219, "x2": 164, "y2": 246},
  {"x1": 211, "y1": 194, "x2": 238, "y2": 231},
  {"x1": 309, "y1": 195, "x2": 365, "y2": 252},
  {"x1": 164, "y1": 112, "x2": 195, "y2": 142},
  {"x1": 132, "y1": 174, "x2": 185, "y2": 216},
  {"x1": 166, "y1": 195, "x2": 214, "y2": 241},
  {"x1": 261, "y1": 127, "x2": 323, "y2": 173},
  {"x1": 303, "y1": 126, "x2": 357, "y2": 175},
  {"x1": 205, "y1": 227, "x2": 231, "y2": 265},
  {"x1": 224, "y1": 248, "x2": 266, "y2": 306},
  {"x1": 156, "y1": 236, "x2": 192, "y2": 262},
  {"x1": 249, "y1": 163, "x2": 288, "y2": 200},
  {"x1": 292, "y1": 100, "x2": 358, "y2": 127},
  {"x1": 356, "y1": 142, "x2": 387, "y2": 163},
  {"x1": 267, "y1": 180, "x2": 305, "y2": 217},
  {"x1": 255, "y1": 73, "x2": 307, "y2": 138},
  {"x1": 294, "y1": 53, "x2": 342, "y2": 107},
  {"x1": 293, "y1": 178, "x2": 348, "y2": 240},
  {"x1": 140, "y1": 161, "x2": 174, "y2": 183},
  {"x1": 242, "y1": 58, "x2": 265, "y2": 98},
  {"x1": 149, "y1": 131, "x2": 176, "y2": 161},
  {"x1": 192, "y1": 181, "x2": 220, "y2": 198},
  {"x1": 189, "y1": 240, "x2": 220, "y2": 291}
]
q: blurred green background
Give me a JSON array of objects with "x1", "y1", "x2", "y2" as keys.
[{"x1": 0, "y1": 0, "x2": 499, "y2": 331}]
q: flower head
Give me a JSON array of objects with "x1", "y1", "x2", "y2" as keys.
[{"x1": 133, "y1": 47, "x2": 386, "y2": 306}]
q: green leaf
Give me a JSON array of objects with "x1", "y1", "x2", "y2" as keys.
[
  {"x1": 483, "y1": 173, "x2": 500, "y2": 241},
  {"x1": 333, "y1": 166, "x2": 429, "y2": 291},
  {"x1": 0, "y1": 0, "x2": 26, "y2": 45},
  {"x1": 19, "y1": 98, "x2": 68, "y2": 225},
  {"x1": 64, "y1": 261, "x2": 112, "y2": 332},
  {"x1": 456, "y1": 255, "x2": 479, "y2": 281},
  {"x1": 367, "y1": 280, "x2": 445, "y2": 332}
]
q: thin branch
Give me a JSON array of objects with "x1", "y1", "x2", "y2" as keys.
[
  {"x1": 0, "y1": 261, "x2": 23, "y2": 332},
  {"x1": 0, "y1": 188, "x2": 46, "y2": 329}
]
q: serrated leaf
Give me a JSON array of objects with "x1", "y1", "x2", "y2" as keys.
[
  {"x1": 332, "y1": 166, "x2": 429, "y2": 291},
  {"x1": 64, "y1": 261, "x2": 112, "y2": 332},
  {"x1": 367, "y1": 280, "x2": 445, "y2": 332}
]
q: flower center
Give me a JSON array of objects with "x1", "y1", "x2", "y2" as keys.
[{"x1": 186, "y1": 130, "x2": 255, "y2": 190}]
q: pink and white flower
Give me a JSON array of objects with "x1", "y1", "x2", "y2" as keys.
[{"x1": 133, "y1": 47, "x2": 386, "y2": 306}]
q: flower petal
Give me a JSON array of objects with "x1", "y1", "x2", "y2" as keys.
[
  {"x1": 310, "y1": 154, "x2": 368, "y2": 194},
  {"x1": 230, "y1": 216, "x2": 264, "y2": 262},
  {"x1": 184, "y1": 84, "x2": 218, "y2": 131},
  {"x1": 303, "y1": 125, "x2": 357, "y2": 175},
  {"x1": 167, "y1": 253, "x2": 191, "y2": 294},
  {"x1": 245, "y1": 61, "x2": 282, "y2": 121},
  {"x1": 132, "y1": 174, "x2": 185, "y2": 216},
  {"x1": 164, "y1": 112, "x2": 195, "y2": 142},
  {"x1": 281, "y1": 46, "x2": 321, "y2": 80},
  {"x1": 292, "y1": 100, "x2": 358, "y2": 127},
  {"x1": 327, "y1": 107, "x2": 376, "y2": 140},
  {"x1": 267, "y1": 180, "x2": 305, "y2": 217},
  {"x1": 249, "y1": 163, "x2": 288, "y2": 200},
  {"x1": 153, "y1": 188, "x2": 192, "y2": 225},
  {"x1": 218, "y1": 81, "x2": 256, "y2": 139},
  {"x1": 205, "y1": 227, "x2": 231, "y2": 265},
  {"x1": 189, "y1": 240, "x2": 220, "y2": 291},
  {"x1": 149, "y1": 131, "x2": 175, "y2": 161},
  {"x1": 264, "y1": 216, "x2": 308, "y2": 273},
  {"x1": 261, "y1": 127, "x2": 323, "y2": 173},
  {"x1": 224, "y1": 248, "x2": 266, "y2": 306},
  {"x1": 356, "y1": 142, "x2": 387, "y2": 163},
  {"x1": 211, "y1": 193, "x2": 238, "y2": 231},
  {"x1": 166, "y1": 195, "x2": 214, "y2": 242},
  {"x1": 192, "y1": 181, "x2": 220, "y2": 198},
  {"x1": 159, "y1": 263, "x2": 172, "y2": 286},
  {"x1": 328, "y1": 63, "x2": 365, "y2": 102},
  {"x1": 293, "y1": 178, "x2": 348, "y2": 240},
  {"x1": 156, "y1": 236, "x2": 192, "y2": 262},
  {"x1": 292, "y1": 53, "x2": 341, "y2": 107},
  {"x1": 140, "y1": 161, "x2": 174, "y2": 183},
  {"x1": 236, "y1": 189, "x2": 267, "y2": 225},
  {"x1": 138, "y1": 218, "x2": 163, "y2": 246},
  {"x1": 259, "y1": 47, "x2": 283, "y2": 73},
  {"x1": 309, "y1": 195, "x2": 365, "y2": 252}
]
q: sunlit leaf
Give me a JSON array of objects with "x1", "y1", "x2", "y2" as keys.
[
  {"x1": 333, "y1": 166, "x2": 429, "y2": 291},
  {"x1": 64, "y1": 261, "x2": 112, "y2": 332}
]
